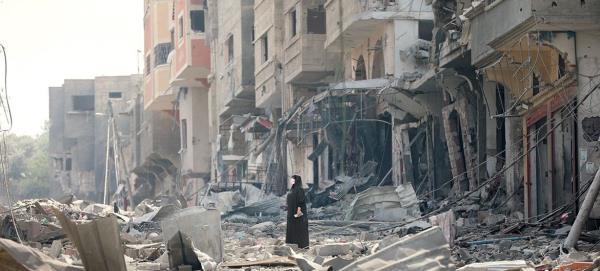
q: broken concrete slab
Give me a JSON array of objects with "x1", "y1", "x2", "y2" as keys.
[
  {"x1": 220, "y1": 256, "x2": 296, "y2": 268},
  {"x1": 339, "y1": 227, "x2": 453, "y2": 271},
  {"x1": 0, "y1": 237, "x2": 83, "y2": 271},
  {"x1": 323, "y1": 256, "x2": 355, "y2": 270},
  {"x1": 345, "y1": 184, "x2": 420, "y2": 222},
  {"x1": 53, "y1": 209, "x2": 127, "y2": 271},
  {"x1": 273, "y1": 245, "x2": 296, "y2": 257},
  {"x1": 228, "y1": 197, "x2": 282, "y2": 217},
  {"x1": 49, "y1": 239, "x2": 63, "y2": 258},
  {"x1": 161, "y1": 206, "x2": 223, "y2": 262},
  {"x1": 313, "y1": 243, "x2": 357, "y2": 257},
  {"x1": 296, "y1": 255, "x2": 333, "y2": 271},
  {"x1": 429, "y1": 209, "x2": 456, "y2": 247},
  {"x1": 249, "y1": 221, "x2": 276, "y2": 234},
  {"x1": 132, "y1": 204, "x2": 179, "y2": 223},
  {"x1": 456, "y1": 260, "x2": 530, "y2": 270},
  {"x1": 166, "y1": 231, "x2": 203, "y2": 271}
]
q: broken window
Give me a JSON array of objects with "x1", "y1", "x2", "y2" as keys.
[
  {"x1": 307, "y1": 6, "x2": 326, "y2": 34},
  {"x1": 418, "y1": 20, "x2": 434, "y2": 41},
  {"x1": 558, "y1": 54, "x2": 566, "y2": 78},
  {"x1": 181, "y1": 119, "x2": 188, "y2": 149},
  {"x1": 72, "y1": 95, "x2": 94, "y2": 111},
  {"x1": 355, "y1": 55, "x2": 366, "y2": 80},
  {"x1": 190, "y1": 10, "x2": 205, "y2": 32},
  {"x1": 532, "y1": 73, "x2": 540, "y2": 96},
  {"x1": 65, "y1": 158, "x2": 72, "y2": 171},
  {"x1": 261, "y1": 33, "x2": 269, "y2": 63},
  {"x1": 109, "y1": 92, "x2": 122, "y2": 99},
  {"x1": 226, "y1": 35, "x2": 234, "y2": 64},
  {"x1": 290, "y1": 9, "x2": 297, "y2": 38},
  {"x1": 154, "y1": 42, "x2": 172, "y2": 67}
]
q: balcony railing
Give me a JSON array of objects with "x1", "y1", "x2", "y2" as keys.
[{"x1": 154, "y1": 43, "x2": 173, "y2": 67}]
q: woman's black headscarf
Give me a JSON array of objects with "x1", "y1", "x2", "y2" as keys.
[{"x1": 291, "y1": 175, "x2": 303, "y2": 191}]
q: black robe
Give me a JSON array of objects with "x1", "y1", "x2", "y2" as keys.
[{"x1": 285, "y1": 188, "x2": 309, "y2": 248}]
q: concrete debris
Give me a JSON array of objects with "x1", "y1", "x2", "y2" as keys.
[
  {"x1": 312, "y1": 243, "x2": 360, "y2": 257},
  {"x1": 220, "y1": 256, "x2": 297, "y2": 268},
  {"x1": 430, "y1": 209, "x2": 457, "y2": 247},
  {"x1": 456, "y1": 260, "x2": 530, "y2": 270},
  {"x1": 0, "y1": 187, "x2": 598, "y2": 271},
  {"x1": 165, "y1": 231, "x2": 203, "y2": 270},
  {"x1": 295, "y1": 255, "x2": 333, "y2": 271},
  {"x1": 162, "y1": 207, "x2": 223, "y2": 263},
  {"x1": 345, "y1": 184, "x2": 420, "y2": 222},
  {"x1": 53, "y1": 209, "x2": 127, "y2": 271},
  {"x1": 340, "y1": 227, "x2": 453, "y2": 271},
  {"x1": 0, "y1": 237, "x2": 83, "y2": 271}
]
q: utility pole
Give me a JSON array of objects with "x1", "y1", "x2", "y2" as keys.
[
  {"x1": 103, "y1": 111, "x2": 112, "y2": 205},
  {"x1": 564, "y1": 162, "x2": 600, "y2": 249},
  {"x1": 102, "y1": 101, "x2": 134, "y2": 208}
]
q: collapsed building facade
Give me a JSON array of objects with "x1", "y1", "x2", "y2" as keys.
[
  {"x1": 46, "y1": 0, "x2": 589, "y2": 222},
  {"x1": 202, "y1": 0, "x2": 600, "y2": 223}
]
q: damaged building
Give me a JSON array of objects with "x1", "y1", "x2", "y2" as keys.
[
  {"x1": 23, "y1": 0, "x2": 600, "y2": 270},
  {"x1": 48, "y1": 75, "x2": 142, "y2": 202}
]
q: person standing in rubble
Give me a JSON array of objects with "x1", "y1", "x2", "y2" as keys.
[{"x1": 286, "y1": 175, "x2": 309, "y2": 249}]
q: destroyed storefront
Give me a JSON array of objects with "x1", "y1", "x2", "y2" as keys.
[{"x1": 275, "y1": 78, "x2": 454, "y2": 204}]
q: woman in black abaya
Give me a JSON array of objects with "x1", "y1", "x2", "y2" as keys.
[{"x1": 285, "y1": 175, "x2": 309, "y2": 248}]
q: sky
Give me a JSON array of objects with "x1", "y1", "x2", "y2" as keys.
[{"x1": 0, "y1": 0, "x2": 143, "y2": 135}]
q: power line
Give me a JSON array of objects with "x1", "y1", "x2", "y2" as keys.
[
  {"x1": 370, "y1": 77, "x2": 600, "y2": 233},
  {"x1": 0, "y1": 43, "x2": 19, "y2": 242}
]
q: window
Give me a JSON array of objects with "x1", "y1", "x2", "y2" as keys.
[
  {"x1": 307, "y1": 6, "x2": 326, "y2": 34},
  {"x1": 65, "y1": 158, "x2": 72, "y2": 171},
  {"x1": 72, "y1": 95, "x2": 94, "y2": 111},
  {"x1": 226, "y1": 35, "x2": 234, "y2": 64},
  {"x1": 190, "y1": 10, "x2": 205, "y2": 32},
  {"x1": 558, "y1": 54, "x2": 566, "y2": 78},
  {"x1": 532, "y1": 74, "x2": 540, "y2": 96},
  {"x1": 261, "y1": 33, "x2": 269, "y2": 63},
  {"x1": 181, "y1": 119, "x2": 188, "y2": 149},
  {"x1": 354, "y1": 55, "x2": 366, "y2": 80},
  {"x1": 154, "y1": 42, "x2": 172, "y2": 66},
  {"x1": 290, "y1": 9, "x2": 297, "y2": 38},
  {"x1": 109, "y1": 92, "x2": 122, "y2": 99},
  {"x1": 178, "y1": 16, "x2": 184, "y2": 39},
  {"x1": 418, "y1": 20, "x2": 433, "y2": 41}
]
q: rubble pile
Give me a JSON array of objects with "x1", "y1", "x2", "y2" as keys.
[{"x1": 1, "y1": 180, "x2": 600, "y2": 271}]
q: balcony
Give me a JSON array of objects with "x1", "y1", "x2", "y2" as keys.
[
  {"x1": 324, "y1": 0, "x2": 432, "y2": 51},
  {"x1": 468, "y1": 0, "x2": 600, "y2": 66},
  {"x1": 255, "y1": 60, "x2": 281, "y2": 109},
  {"x1": 144, "y1": 64, "x2": 175, "y2": 111},
  {"x1": 170, "y1": 0, "x2": 211, "y2": 88},
  {"x1": 170, "y1": 34, "x2": 211, "y2": 88},
  {"x1": 284, "y1": 34, "x2": 337, "y2": 83}
]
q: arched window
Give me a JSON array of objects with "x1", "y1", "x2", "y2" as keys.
[
  {"x1": 371, "y1": 40, "x2": 385, "y2": 79},
  {"x1": 354, "y1": 55, "x2": 366, "y2": 80}
]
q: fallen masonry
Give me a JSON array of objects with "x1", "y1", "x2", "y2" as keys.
[{"x1": 2, "y1": 181, "x2": 600, "y2": 271}]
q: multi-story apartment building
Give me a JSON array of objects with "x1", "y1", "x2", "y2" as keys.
[
  {"x1": 138, "y1": 0, "x2": 600, "y2": 225},
  {"x1": 49, "y1": 75, "x2": 142, "y2": 202},
  {"x1": 206, "y1": 0, "x2": 265, "y2": 185},
  {"x1": 143, "y1": 0, "x2": 212, "y2": 204}
]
